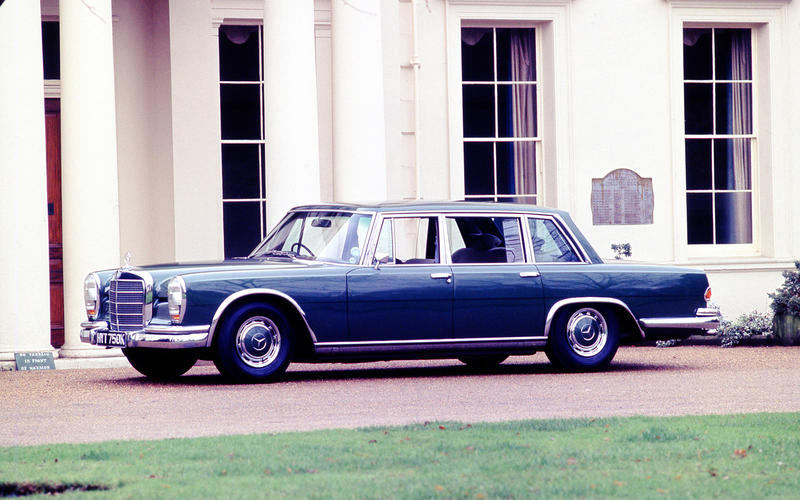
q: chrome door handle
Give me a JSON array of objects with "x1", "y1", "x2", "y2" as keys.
[
  {"x1": 519, "y1": 271, "x2": 540, "y2": 278},
  {"x1": 430, "y1": 272, "x2": 452, "y2": 283}
]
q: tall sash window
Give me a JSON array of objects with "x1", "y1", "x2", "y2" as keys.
[
  {"x1": 461, "y1": 27, "x2": 539, "y2": 204},
  {"x1": 683, "y1": 28, "x2": 754, "y2": 245}
]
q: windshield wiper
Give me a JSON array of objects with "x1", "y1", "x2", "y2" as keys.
[{"x1": 253, "y1": 250, "x2": 314, "y2": 261}]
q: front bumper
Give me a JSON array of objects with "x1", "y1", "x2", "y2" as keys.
[
  {"x1": 638, "y1": 307, "x2": 722, "y2": 331},
  {"x1": 80, "y1": 321, "x2": 210, "y2": 349}
]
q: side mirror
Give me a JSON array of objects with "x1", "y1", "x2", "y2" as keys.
[{"x1": 373, "y1": 253, "x2": 390, "y2": 270}]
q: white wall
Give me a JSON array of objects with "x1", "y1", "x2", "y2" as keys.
[
  {"x1": 113, "y1": 0, "x2": 176, "y2": 266},
  {"x1": 168, "y1": 0, "x2": 225, "y2": 261}
]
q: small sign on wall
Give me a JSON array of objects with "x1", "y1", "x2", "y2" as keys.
[
  {"x1": 14, "y1": 352, "x2": 56, "y2": 371},
  {"x1": 591, "y1": 168, "x2": 654, "y2": 225}
]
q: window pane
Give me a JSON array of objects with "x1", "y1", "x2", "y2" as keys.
[
  {"x1": 684, "y1": 83, "x2": 713, "y2": 134},
  {"x1": 464, "y1": 142, "x2": 494, "y2": 196},
  {"x1": 713, "y1": 139, "x2": 751, "y2": 190},
  {"x1": 221, "y1": 144, "x2": 261, "y2": 199},
  {"x1": 449, "y1": 217, "x2": 521, "y2": 263},
  {"x1": 497, "y1": 84, "x2": 537, "y2": 138},
  {"x1": 462, "y1": 85, "x2": 495, "y2": 137},
  {"x1": 683, "y1": 28, "x2": 712, "y2": 80},
  {"x1": 393, "y1": 218, "x2": 439, "y2": 264},
  {"x1": 685, "y1": 139, "x2": 712, "y2": 190},
  {"x1": 220, "y1": 84, "x2": 262, "y2": 140},
  {"x1": 219, "y1": 26, "x2": 260, "y2": 81},
  {"x1": 496, "y1": 142, "x2": 536, "y2": 196},
  {"x1": 529, "y1": 218, "x2": 579, "y2": 263},
  {"x1": 496, "y1": 28, "x2": 535, "y2": 82},
  {"x1": 461, "y1": 28, "x2": 493, "y2": 82},
  {"x1": 715, "y1": 192, "x2": 752, "y2": 244},
  {"x1": 686, "y1": 193, "x2": 713, "y2": 244},
  {"x1": 223, "y1": 201, "x2": 261, "y2": 258},
  {"x1": 42, "y1": 22, "x2": 60, "y2": 79},
  {"x1": 715, "y1": 82, "x2": 752, "y2": 135},
  {"x1": 715, "y1": 28, "x2": 751, "y2": 80}
]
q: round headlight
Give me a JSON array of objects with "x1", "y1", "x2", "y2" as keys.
[
  {"x1": 83, "y1": 273, "x2": 101, "y2": 320},
  {"x1": 167, "y1": 276, "x2": 187, "y2": 324}
]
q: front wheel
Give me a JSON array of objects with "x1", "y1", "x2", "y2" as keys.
[
  {"x1": 122, "y1": 348, "x2": 198, "y2": 380},
  {"x1": 545, "y1": 306, "x2": 619, "y2": 372},
  {"x1": 213, "y1": 302, "x2": 293, "y2": 383}
]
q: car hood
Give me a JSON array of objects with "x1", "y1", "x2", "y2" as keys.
[{"x1": 111, "y1": 259, "x2": 329, "y2": 295}]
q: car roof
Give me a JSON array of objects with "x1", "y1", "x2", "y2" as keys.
[{"x1": 290, "y1": 200, "x2": 568, "y2": 216}]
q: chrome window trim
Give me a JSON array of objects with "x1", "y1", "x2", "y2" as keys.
[
  {"x1": 363, "y1": 212, "x2": 450, "y2": 267},
  {"x1": 207, "y1": 288, "x2": 318, "y2": 346},
  {"x1": 525, "y1": 214, "x2": 590, "y2": 264},
  {"x1": 544, "y1": 297, "x2": 646, "y2": 339},
  {"x1": 444, "y1": 214, "x2": 529, "y2": 265}
]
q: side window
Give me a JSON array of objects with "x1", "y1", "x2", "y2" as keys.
[
  {"x1": 373, "y1": 217, "x2": 440, "y2": 265},
  {"x1": 528, "y1": 218, "x2": 580, "y2": 263},
  {"x1": 447, "y1": 216, "x2": 524, "y2": 264}
]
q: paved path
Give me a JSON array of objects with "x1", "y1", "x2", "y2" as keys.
[{"x1": 2, "y1": 345, "x2": 799, "y2": 447}]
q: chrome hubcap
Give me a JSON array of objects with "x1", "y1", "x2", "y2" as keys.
[
  {"x1": 566, "y1": 308, "x2": 607, "y2": 357},
  {"x1": 236, "y1": 316, "x2": 281, "y2": 368}
]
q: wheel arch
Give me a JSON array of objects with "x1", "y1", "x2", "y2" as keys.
[
  {"x1": 207, "y1": 289, "x2": 317, "y2": 359},
  {"x1": 544, "y1": 297, "x2": 645, "y2": 340}
]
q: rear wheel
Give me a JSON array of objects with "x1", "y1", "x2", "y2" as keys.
[
  {"x1": 122, "y1": 348, "x2": 198, "y2": 380},
  {"x1": 545, "y1": 306, "x2": 619, "y2": 371},
  {"x1": 457, "y1": 355, "x2": 508, "y2": 369},
  {"x1": 213, "y1": 302, "x2": 293, "y2": 383}
]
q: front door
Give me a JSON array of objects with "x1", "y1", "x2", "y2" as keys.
[
  {"x1": 347, "y1": 216, "x2": 453, "y2": 341},
  {"x1": 45, "y1": 99, "x2": 64, "y2": 348}
]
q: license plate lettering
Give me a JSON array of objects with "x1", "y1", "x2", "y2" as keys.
[{"x1": 96, "y1": 331, "x2": 126, "y2": 347}]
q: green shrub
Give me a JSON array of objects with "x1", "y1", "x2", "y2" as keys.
[
  {"x1": 610, "y1": 243, "x2": 632, "y2": 260},
  {"x1": 717, "y1": 310, "x2": 773, "y2": 347},
  {"x1": 769, "y1": 260, "x2": 800, "y2": 316}
]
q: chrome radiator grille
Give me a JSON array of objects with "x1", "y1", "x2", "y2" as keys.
[{"x1": 109, "y1": 278, "x2": 145, "y2": 332}]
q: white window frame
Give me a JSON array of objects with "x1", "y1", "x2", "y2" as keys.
[
  {"x1": 460, "y1": 24, "x2": 542, "y2": 204},
  {"x1": 667, "y1": 0, "x2": 791, "y2": 262},
  {"x1": 446, "y1": 1, "x2": 572, "y2": 209},
  {"x1": 682, "y1": 25, "x2": 757, "y2": 249},
  {"x1": 218, "y1": 24, "x2": 269, "y2": 257}
]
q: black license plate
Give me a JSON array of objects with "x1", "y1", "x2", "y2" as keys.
[{"x1": 96, "y1": 331, "x2": 127, "y2": 347}]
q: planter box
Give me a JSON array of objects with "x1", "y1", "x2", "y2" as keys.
[{"x1": 773, "y1": 314, "x2": 800, "y2": 346}]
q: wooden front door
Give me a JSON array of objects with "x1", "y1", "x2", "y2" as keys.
[{"x1": 45, "y1": 99, "x2": 64, "y2": 348}]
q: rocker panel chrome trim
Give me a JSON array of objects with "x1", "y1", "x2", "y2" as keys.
[{"x1": 315, "y1": 336, "x2": 547, "y2": 347}]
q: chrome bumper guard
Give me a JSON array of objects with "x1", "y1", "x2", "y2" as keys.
[
  {"x1": 80, "y1": 321, "x2": 210, "y2": 349},
  {"x1": 638, "y1": 307, "x2": 722, "y2": 331}
]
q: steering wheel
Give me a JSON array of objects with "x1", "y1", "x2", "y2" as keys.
[{"x1": 290, "y1": 242, "x2": 315, "y2": 257}]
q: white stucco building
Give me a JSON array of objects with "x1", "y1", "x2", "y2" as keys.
[{"x1": 1, "y1": 0, "x2": 798, "y2": 360}]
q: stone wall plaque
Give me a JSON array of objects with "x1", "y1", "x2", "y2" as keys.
[{"x1": 591, "y1": 168, "x2": 654, "y2": 225}]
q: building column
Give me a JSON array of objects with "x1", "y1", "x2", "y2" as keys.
[
  {"x1": 59, "y1": 0, "x2": 122, "y2": 357},
  {"x1": 263, "y1": 0, "x2": 322, "y2": 229},
  {"x1": 0, "y1": 0, "x2": 56, "y2": 360},
  {"x1": 331, "y1": 0, "x2": 388, "y2": 201}
]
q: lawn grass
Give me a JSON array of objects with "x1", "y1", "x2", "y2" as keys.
[{"x1": 1, "y1": 413, "x2": 799, "y2": 499}]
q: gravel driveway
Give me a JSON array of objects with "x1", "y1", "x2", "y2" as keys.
[{"x1": 2, "y1": 345, "x2": 799, "y2": 447}]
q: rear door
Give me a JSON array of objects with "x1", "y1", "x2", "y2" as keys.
[{"x1": 447, "y1": 215, "x2": 545, "y2": 339}]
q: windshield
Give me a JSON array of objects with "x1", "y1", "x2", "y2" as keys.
[{"x1": 250, "y1": 211, "x2": 373, "y2": 264}]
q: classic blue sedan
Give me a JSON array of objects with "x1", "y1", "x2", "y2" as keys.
[{"x1": 81, "y1": 202, "x2": 720, "y2": 382}]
